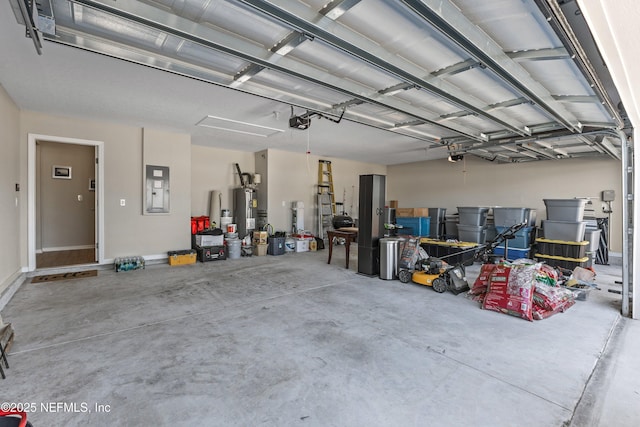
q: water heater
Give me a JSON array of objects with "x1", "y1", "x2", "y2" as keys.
[{"x1": 234, "y1": 187, "x2": 256, "y2": 238}]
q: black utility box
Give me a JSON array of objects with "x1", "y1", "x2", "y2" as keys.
[
  {"x1": 268, "y1": 237, "x2": 285, "y2": 255},
  {"x1": 195, "y1": 245, "x2": 226, "y2": 262}
]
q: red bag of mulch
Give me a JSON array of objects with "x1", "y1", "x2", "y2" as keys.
[
  {"x1": 533, "y1": 282, "x2": 576, "y2": 312},
  {"x1": 535, "y1": 263, "x2": 559, "y2": 287},
  {"x1": 533, "y1": 299, "x2": 576, "y2": 320},
  {"x1": 469, "y1": 263, "x2": 498, "y2": 296},
  {"x1": 482, "y1": 264, "x2": 536, "y2": 321}
]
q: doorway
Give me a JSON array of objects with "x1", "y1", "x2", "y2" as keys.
[{"x1": 28, "y1": 134, "x2": 105, "y2": 271}]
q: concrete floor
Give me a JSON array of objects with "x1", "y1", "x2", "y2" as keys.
[{"x1": 1, "y1": 246, "x2": 637, "y2": 426}]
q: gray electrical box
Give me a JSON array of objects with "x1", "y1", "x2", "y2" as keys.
[
  {"x1": 601, "y1": 190, "x2": 615, "y2": 202},
  {"x1": 145, "y1": 165, "x2": 170, "y2": 214}
]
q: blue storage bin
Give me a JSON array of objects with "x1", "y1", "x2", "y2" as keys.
[
  {"x1": 493, "y1": 245, "x2": 531, "y2": 261},
  {"x1": 495, "y1": 226, "x2": 534, "y2": 248},
  {"x1": 396, "y1": 217, "x2": 430, "y2": 236}
]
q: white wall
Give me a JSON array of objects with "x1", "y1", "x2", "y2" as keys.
[
  {"x1": 0, "y1": 86, "x2": 21, "y2": 296},
  {"x1": 388, "y1": 156, "x2": 622, "y2": 252},
  {"x1": 266, "y1": 149, "x2": 387, "y2": 233},
  {"x1": 19, "y1": 111, "x2": 192, "y2": 262},
  {"x1": 141, "y1": 128, "x2": 192, "y2": 254},
  {"x1": 190, "y1": 145, "x2": 255, "y2": 220}
]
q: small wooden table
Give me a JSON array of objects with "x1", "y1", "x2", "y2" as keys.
[{"x1": 327, "y1": 228, "x2": 358, "y2": 269}]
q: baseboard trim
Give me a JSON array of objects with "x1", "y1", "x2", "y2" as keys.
[
  {"x1": 0, "y1": 269, "x2": 27, "y2": 311},
  {"x1": 41, "y1": 245, "x2": 95, "y2": 252}
]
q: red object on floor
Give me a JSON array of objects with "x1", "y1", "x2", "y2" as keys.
[
  {"x1": 0, "y1": 410, "x2": 28, "y2": 427},
  {"x1": 482, "y1": 264, "x2": 535, "y2": 321}
]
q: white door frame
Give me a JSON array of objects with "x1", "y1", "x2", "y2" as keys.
[{"x1": 28, "y1": 133, "x2": 105, "y2": 271}]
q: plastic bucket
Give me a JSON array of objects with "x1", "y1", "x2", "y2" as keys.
[
  {"x1": 285, "y1": 237, "x2": 295, "y2": 253},
  {"x1": 220, "y1": 217, "x2": 232, "y2": 230},
  {"x1": 226, "y1": 238, "x2": 241, "y2": 259}
]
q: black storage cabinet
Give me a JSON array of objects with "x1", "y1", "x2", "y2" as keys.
[{"x1": 358, "y1": 174, "x2": 386, "y2": 276}]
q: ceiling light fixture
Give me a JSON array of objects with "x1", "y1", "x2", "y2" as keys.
[{"x1": 196, "y1": 115, "x2": 284, "y2": 138}]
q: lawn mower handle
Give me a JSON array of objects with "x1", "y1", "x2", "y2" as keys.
[{"x1": 436, "y1": 221, "x2": 528, "y2": 263}]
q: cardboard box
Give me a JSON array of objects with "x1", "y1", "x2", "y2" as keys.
[
  {"x1": 413, "y1": 208, "x2": 430, "y2": 217},
  {"x1": 252, "y1": 231, "x2": 268, "y2": 244},
  {"x1": 396, "y1": 207, "x2": 430, "y2": 217},
  {"x1": 254, "y1": 243, "x2": 268, "y2": 256},
  {"x1": 396, "y1": 208, "x2": 415, "y2": 217},
  {"x1": 196, "y1": 234, "x2": 224, "y2": 246},
  {"x1": 389, "y1": 200, "x2": 398, "y2": 208},
  {"x1": 295, "y1": 239, "x2": 309, "y2": 252}
]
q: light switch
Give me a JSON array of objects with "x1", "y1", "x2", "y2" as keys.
[
  {"x1": 120, "y1": 199, "x2": 126, "y2": 206},
  {"x1": 77, "y1": 194, "x2": 83, "y2": 202}
]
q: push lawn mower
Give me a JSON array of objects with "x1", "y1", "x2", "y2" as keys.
[
  {"x1": 398, "y1": 221, "x2": 528, "y2": 294},
  {"x1": 405, "y1": 257, "x2": 469, "y2": 294}
]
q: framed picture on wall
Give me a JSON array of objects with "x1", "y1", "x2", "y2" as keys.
[
  {"x1": 52, "y1": 165, "x2": 72, "y2": 179},
  {"x1": 89, "y1": 179, "x2": 96, "y2": 191}
]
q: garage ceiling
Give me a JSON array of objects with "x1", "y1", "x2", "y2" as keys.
[{"x1": 2, "y1": 0, "x2": 630, "y2": 165}]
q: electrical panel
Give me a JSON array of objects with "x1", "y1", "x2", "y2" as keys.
[{"x1": 145, "y1": 165, "x2": 170, "y2": 214}]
